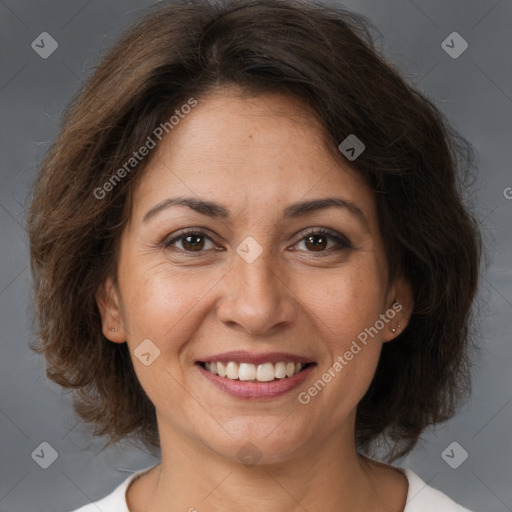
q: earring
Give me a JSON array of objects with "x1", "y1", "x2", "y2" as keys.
[
  {"x1": 390, "y1": 323, "x2": 401, "y2": 334},
  {"x1": 110, "y1": 327, "x2": 118, "y2": 332}
]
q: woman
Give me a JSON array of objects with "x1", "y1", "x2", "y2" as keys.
[{"x1": 27, "y1": 0, "x2": 481, "y2": 510}]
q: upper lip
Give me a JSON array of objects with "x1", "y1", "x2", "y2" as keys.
[{"x1": 197, "y1": 351, "x2": 315, "y2": 365}]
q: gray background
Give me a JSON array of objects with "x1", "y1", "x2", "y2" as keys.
[{"x1": 1, "y1": 0, "x2": 511, "y2": 511}]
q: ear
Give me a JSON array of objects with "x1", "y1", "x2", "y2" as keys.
[
  {"x1": 96, "y1": 275, "x2": 127, "y2": 343},
  {"x1": 382, "y1": 277, "x2": 414, "y2": 343}
]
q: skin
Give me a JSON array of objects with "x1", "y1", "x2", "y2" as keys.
[{"x1": 97, "y1": 87, "x2": 414, "y2": 512}]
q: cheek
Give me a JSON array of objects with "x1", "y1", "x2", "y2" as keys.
[
  {"x1": 294, "y1": 257, "x2": 387, "y2": 408},
  {"x1": 118, "y1": 262, "x2": 218, "y2": 408},
  {"x1": 298, "y1": 258, "x2": 387, "y2": 348},
  {"x1": 119, "y1": 260, "x2": 216, "y2": 346}
]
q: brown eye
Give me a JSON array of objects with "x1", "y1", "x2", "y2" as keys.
[
  {"x1": 294, "y1": 228, "x2": 352, "y2": 254},
  {"x1": 164, "y1": 230, "x2": 216, "y2": 253},
  {"x1": 304, "y1": 234, "x2": 328, "y2": 251},
  {"x1": 181, "y1": 234, "x2": 205, "y2": 251}
]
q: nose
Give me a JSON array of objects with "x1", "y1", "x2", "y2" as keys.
[{"x1": 216, "y1": 248, "x2": 297, "y2": 336}]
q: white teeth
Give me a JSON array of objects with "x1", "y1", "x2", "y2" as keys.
[
  {"x1": 275, "y1": 362, "x2": 286, "y2": 379},
  {"x1": 203, "y1": 361, "x2": 308, "y2": 381},
  {"x1": 257, "y1": 363, "x2": 275, "y2": 382},
  {"x1": 238, "y1": 363, "x2": 257, "y2": 381},
  {"x1": 226, "y1": 361, "x2": 239, "y2": 379},
  {"x1": 217, "y1": 361, "x2": 227, "y2": 378}
]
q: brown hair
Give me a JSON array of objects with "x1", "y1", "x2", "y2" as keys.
[{"x1": 27, "y1": 0, "x2": 481, "y2": 461}]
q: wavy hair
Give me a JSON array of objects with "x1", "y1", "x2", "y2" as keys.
[{"x1": 27, "y1": 0, "x2": 481, "y2": 461}]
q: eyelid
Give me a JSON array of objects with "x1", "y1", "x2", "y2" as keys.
[
  {"x1": 163, "y1": 227, "x2": 219, "y2": 249},
  {"x1": 296, "y1": 226, "x2": 353, "y2": 249},
  {"x1": 163, "y1": 226, "x2": 353, "y2": 253}
]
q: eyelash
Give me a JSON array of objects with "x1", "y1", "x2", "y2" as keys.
[{"x1": 163, "y1": 227, "x2": 353, "y2": 256}]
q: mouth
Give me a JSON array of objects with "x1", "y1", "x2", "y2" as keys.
[
  {"x1": 197, "y1": 360, "x2": 314, "y2": 382},
  {"x1": 195, "y1": 351, "x2": 317, "y2": 399}
]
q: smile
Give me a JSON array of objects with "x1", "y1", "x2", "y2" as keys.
[
  {"x1": 199, "y1": 361, "x2": 311, "y2": 382},
  {"x1": 195, "y1": 351, "x2": 317, "y2": 399}
]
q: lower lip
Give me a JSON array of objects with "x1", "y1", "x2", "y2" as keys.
[{"x1": 196, "y1": 363, "x2": 315, "y2": 399}]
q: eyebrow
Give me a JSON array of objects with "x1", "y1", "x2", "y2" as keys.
[{"x1": 142, "y1": 196, "x2": 368, "y2": 226}]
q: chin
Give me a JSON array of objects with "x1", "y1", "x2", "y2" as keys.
[{"x1": 202, "y1": 420, "x2": 311, "y2": 467}]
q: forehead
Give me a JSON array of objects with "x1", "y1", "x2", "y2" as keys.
[{"x1": 130, "y1": 89, "x2": 376, "y2": 225}]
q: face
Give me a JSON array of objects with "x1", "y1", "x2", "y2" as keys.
[{"x1": 97, "y1": 88, "x2": 412, "y2": 465}]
